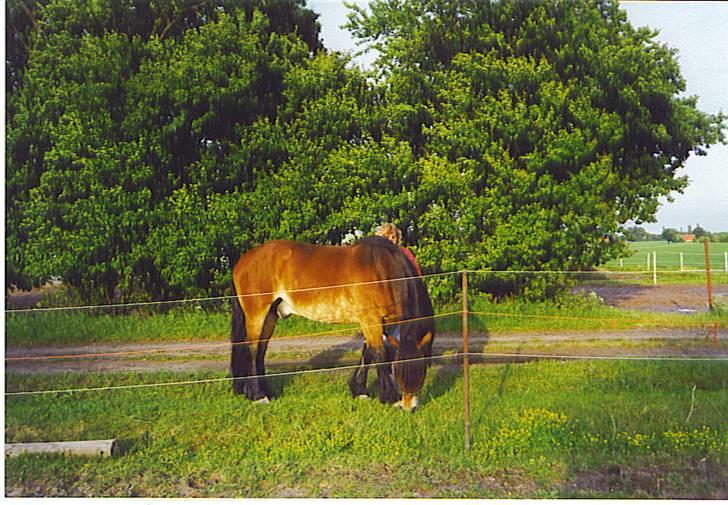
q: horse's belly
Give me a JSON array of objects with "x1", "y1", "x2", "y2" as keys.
[{"x1": 276, "y1": 293, "x2": 358, "y2": 324}]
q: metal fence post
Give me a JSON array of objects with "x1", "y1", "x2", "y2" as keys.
[
  {"x1": 462, "y1": 270, "x2": 471, "y2": 453},
  {"x1": 653, "y1": 251, "x2": 657, "y2": 286}
]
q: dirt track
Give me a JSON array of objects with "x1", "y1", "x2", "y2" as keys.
[{"x1": 6, "y1": 328, "x2": 726, "y2": 375}]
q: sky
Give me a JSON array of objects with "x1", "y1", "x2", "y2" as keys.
[{"x1": 308, "y1": 0, "x2": 728, "y2": 234}]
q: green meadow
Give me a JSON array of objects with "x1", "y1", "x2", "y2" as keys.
[
  {"x1": 5, "y1": 360, "x2": 727, "y2": 498},
  {"x1": 605, "y1": 241, "x2": 728, "y2": 271}
]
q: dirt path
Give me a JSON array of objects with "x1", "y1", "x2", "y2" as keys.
[{"x1": 6, "y1": 328, "x2": 725, "y2": 375}]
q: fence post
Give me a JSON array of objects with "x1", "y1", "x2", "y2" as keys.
[
  {"x1": 680, "y1": 252, "x2": 684, "y2": 272},
  {"x1": 713, "y1": 323, "x2": 718, "y2": 349},
  {"x1": 705, "y1": 240, "x2": 713, "y2": 310},
  {"x1": 653, "y1": 251, "x2": 657, "y2": 285},
  {"x1": 462, "y1": 270, "x2": 471, "y2": 453},
  {"x1": 647, "y1": 252, "x2": 650, "y2": 270},
  {"x1": 724, "y1": 252, "x2": 727, "y2": 273}
]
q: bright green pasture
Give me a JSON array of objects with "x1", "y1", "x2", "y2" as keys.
[
  {"x1": 605, "y1": 241, "x2": 728, "y2": 271},
  {"x1": 5, "y1": 360, "x2": 727, "y2": 498}
]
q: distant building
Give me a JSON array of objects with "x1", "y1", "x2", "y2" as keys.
[{"x1": 680, "y1": 233, "x2": 695, "y2": 243}]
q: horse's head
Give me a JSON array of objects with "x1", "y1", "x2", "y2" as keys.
[{"x1": 387, "y1": 327, "x2": 433, "y2": 412}]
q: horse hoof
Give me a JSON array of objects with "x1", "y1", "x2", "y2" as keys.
[
  {"x1": 253, "y1": 397, "x2": 271, "y2": 405},
  {"x1": 357, "y1": 394, "x2": 370, "y2": 400}
]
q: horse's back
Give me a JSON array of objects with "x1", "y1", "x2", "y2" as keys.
[
  {"x1": 232, "y1": 238, "x2": 408, "y2": 323},
  {"x1": 234, "y1": 238, "x2": 399, "y2": 285}
]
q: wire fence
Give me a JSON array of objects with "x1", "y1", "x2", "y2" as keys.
[
  {"x1": 609, "y1": 249, "x2": 728, "y2": 272},
  {"x1": 5, "y1": 267, "x2": 726, "y2": 398},
  {"x1": 5, "y1": 311, "x2": 462, "y2": 362},
  {"x1": 6, "y1": 349, "x2": 726, "y2": 397},
  {"x1": 4, "y1": 270, "x2": 456, "y2": 314}
]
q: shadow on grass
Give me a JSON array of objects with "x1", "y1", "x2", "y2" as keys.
[
  {"x1": 420, "y1": 326, "x2": 493, "y2": 407},
  {"x1": 262, "y1": 335, "x2": 361, "y2": 399},
  {"x1": 495, "y1": 342, "x2": 524, "y2": 398},
  {"x1": 114, "y1": 434, "x2": 150, "y2": 456},
  {"x1": 307, "y1": 335, "x2": 361, "y2": 369}
]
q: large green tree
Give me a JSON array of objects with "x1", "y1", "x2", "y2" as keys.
[
  {"x1": 6, "y1": 0, "x2": 327, "y2": 301},
  {"x1": 347, "y1": 0, "x2": 725, "y2": 289}
]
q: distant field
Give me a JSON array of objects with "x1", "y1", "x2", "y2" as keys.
[{"x1": 605, "y1": 241, "x2": 728, "y2": 271}]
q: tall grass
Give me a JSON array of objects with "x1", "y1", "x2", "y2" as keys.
[{"x1": 468, "y1": 292, "x2": 728, "y2": 334}]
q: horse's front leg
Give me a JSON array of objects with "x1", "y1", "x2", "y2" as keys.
[
  {"x1": 375, "y1": 345, "x2": 400, "y2": 404},
  {"x1": 359, "y1": 320, "x2": 399, "y2": 404},
  {"x1": 349, "y1": 342, "x2": 376, "y2": 398}
]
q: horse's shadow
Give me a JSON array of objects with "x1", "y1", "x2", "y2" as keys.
[
  {"x1": 307, "y1": 335, "x2": 361, "y2": 369},
  {"x1": 265, "y1": 325, "x2": 520, "y2": 406},
  {"x1": 266, "y1": 334, "x2": 361, "y2": 399},
  {"x1": 265, "y1": 373, "x2": 296, "y2": 399},
  {"x1": 279, "y1": 326, "x2": 505, "y2": 406}
]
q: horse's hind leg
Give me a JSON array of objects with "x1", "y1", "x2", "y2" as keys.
[
  {"x1": 254, "y1": 301, "x2": 280, "y2": 400},
  {"x1": 231, "y1": 298, "x2": 252, "y2": 395},
  {"x1": 232, "y1": 299, "x2": 276, "y2": 402}
]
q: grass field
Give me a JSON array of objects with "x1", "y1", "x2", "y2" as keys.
[
  {"x1": 6, "y1": 276, "x2": 728, "y2": 497},
  {"x1": 5, "y1": 360, "x2": 727, "y2": 498},
  {"x1": 605, "y1": 241, "x2": 728, "y2": 271}
]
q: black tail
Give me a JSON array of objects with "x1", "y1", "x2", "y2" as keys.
[{"x1": 231, "y1": 289, "x2": 251, "y2": 394}]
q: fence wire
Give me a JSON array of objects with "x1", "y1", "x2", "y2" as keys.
[
  {"x1": 5, "y1": 353, "x2": 465, "y2": 397},
  {"x1": 4, "y1": 270, "x2": 461, "y2": 313},
  {"x1": 8, "y1": 266, "x2": 724, "y2": 314},
  {"x1": 6, "y1": 349, "x2": 726, "y2": 397},
  {"x1": 5, "y1": 267, "x2": 726, "y2": 397}
]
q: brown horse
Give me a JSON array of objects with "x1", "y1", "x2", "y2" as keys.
[{"x1": 230, "y1": 236, "x2": 434, "y2": 411}]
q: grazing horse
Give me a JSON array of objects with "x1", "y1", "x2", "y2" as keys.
[{"x1": 230, "y1": 236, "x2": 435, "y2": 411}]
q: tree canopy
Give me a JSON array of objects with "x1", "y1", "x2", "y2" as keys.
[
  {"x1": 346, "y1": 0, "x2": 725, "y2": 279},
  {"x1": 6, "y1": 0, "x2": 725, "y2": 303}
]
